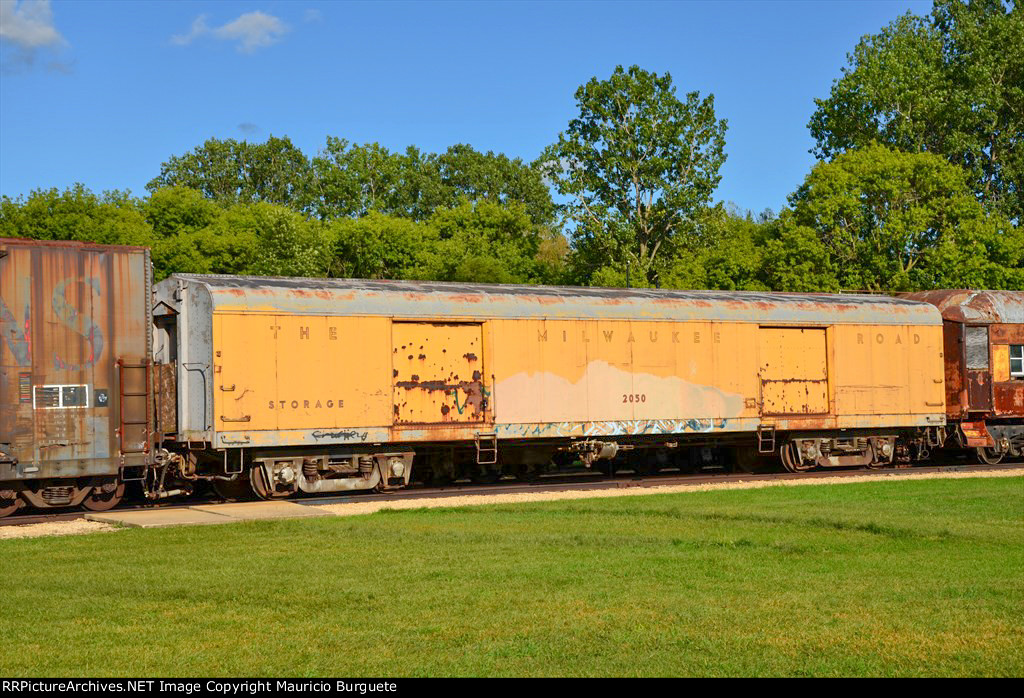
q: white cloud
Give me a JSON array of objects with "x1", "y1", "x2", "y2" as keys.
[
  {"x1": 0, "y1": 0, "x2": 64, "y2": 48},
  {"x1": 172, "y1": 11, "x2": 289, "y2": 53},
  {"x1": 0, "y1": 0, "x2": 68, "y2": 73},
  {"x1": 170, "y1": 14, "x2": 210, "y2": 47}
]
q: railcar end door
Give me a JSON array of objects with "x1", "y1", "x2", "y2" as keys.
[{"x1": 964, "y1": 325, "x2": 994, "y2": 412}]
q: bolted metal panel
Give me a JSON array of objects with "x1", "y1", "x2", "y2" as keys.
[
  {"x1": 0, "y1": 238, "x2": 153, "y2": 479},
  {"x1": 392, "y1": 322, "x2": 488, "y2": 424}
]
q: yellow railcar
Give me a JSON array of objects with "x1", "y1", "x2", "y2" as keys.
[{"x1": 153, "y1": 277, "x2": 946, "y2": 495}]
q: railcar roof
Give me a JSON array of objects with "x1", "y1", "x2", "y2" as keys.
[
  {"x1": 158, "y1": 274, "x2": 942, "y2": 326},
  {"x1": 901, "y1": 290, "x2": 1024, "y2": 325},
  {"x1": 0, "y1": 236, "x2": 150, "y2": 253}
]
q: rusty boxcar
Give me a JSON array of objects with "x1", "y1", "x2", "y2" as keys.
[
  {"x1": 902, "y1": 290, "x2": 1024, "y2": 463},
  {"x1": 0, "y1": 238, "x2": 154, "y2": 516},
  {"x1": 148, "y1": 275, "x2": 947, "y2": 498}
]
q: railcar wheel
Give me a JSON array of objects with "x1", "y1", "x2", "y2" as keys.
[
  {"x1": 976, "y1": 447, "x2": 1005, "y2": 465},
  {"x1": 249, "y1": 464, "x2": 278, "y2": 497},
  {"x1": 779, "y1": 441, "x2": 815, "y2": 473},
  {"x1": 82, "y1": 478, "x2": 125, "y2": 512},
  {"x1": 0, "y1": 488, "x2": 21, "y2": 518}
]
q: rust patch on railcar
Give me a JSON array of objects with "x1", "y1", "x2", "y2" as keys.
[
  {"x1": 902, "y1": 290, "x2": 1024, "y2": 325},
  {"x1": 994, "y1": 383, "x2": 1024, "y2": 415},
  {"x1": 391, "y1": 322, "x2": 488, "y2": 425}
]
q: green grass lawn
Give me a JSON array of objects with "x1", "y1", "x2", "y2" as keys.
[{"x1": 2, "y1": 476, "x2": 1023, "y2": 677}]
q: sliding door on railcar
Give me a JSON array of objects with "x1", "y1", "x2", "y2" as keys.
[
  {"x1": 392, "y1": 322, "x2": 489, "y2": 425},
  {"x1": 758, "y1": 327, "x2": 830, "y2": 417}
]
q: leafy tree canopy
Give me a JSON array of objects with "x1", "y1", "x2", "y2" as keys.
[
  {"x1": 809, "y1": 0, "x2": 1023, "y2": 221},
  {"x1": 147, "y1": 136, "x2": 314, "y2": 210},
  {"x1": 542, "y1": 65, "x2": 727, "y2": 287},
  {"x1": 151, "y1": 137, "x2": 557, "y2": 227},
  {"x1": 779, "y1": 143, "x2": 1022, "y2": 291},
  {"x1": 0, "y1": 184, "x2": 154, "y2": 247}
]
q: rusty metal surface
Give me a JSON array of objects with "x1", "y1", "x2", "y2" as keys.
[
  {"x1": 392, "y1": 322, "x2": 487, "y2": 424},
  {"x1": 154, "y1": 362, "x2": 177, "y2": 436},
  {"x1": 908, "y1": 291, "x2": 1024, "y2": 419},
  {"x1": 902, "y1": 290, "x2": 1024, "y2": 325},
  {"x1": 0, "y1": 238, "x2": 153, "y2": 481},
  {"x1": 942, "y1": 321, "x2": 966, "y2": 418},
  {"x1": 994, "y1": 383, "x2": 1024, "y2": 415},
  {"x1": 157, "y1": 275, "x2": 947, "y2": 452},
  {"x1": 159, "y1": 274, "x2": 942, "y2": 326},
  {"x1": 758, "y1": 328, "x2": 829, "y2": 416}
]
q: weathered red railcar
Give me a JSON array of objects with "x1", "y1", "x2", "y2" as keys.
[
  {"x1": 0, "y1": 239, "x2": 155, "y2": 516},
  {"x1": 902, "y1": 290, "x2": 1024, "y2": 463}
]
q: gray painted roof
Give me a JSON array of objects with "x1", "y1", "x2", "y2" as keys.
[{"x1": 157, "y1": 274, "x2": 942, "y2": 326}]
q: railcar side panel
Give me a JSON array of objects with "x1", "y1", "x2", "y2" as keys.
[
  {"x1": 0, "y1": 239, "x2": 152, "y2": 481},
  {"x1": 758, "y1": 327, "x2": 829, "y2": 416},
  {"x1": 831, "y1": 324, "x2": 945, "y2": 423},
  {"x1": 212, "y1": 313, "x2": 392, "y2": 435},
  {"x1": 989, "y1": 323, "x2": 1024, "y2": 416},
  {"x1": 207, "y1": 314, "x2": 946, "y2": 447},
  {"x1": 489, "y1": 319, "x2": 756, "y2": 428}
]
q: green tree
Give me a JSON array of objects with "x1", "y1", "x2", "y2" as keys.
[
  {"x1": 809, "y1": 0, "x2": 1023, "y2": 220},
  {"x1": 309, "y1": 140, "x2": 557, "y2": 225},
  {"x1": 759, "y1": 214, "x2": 842, "y2": 292},
  {"x1": 429, "y1": 144, "x2": 556, "y2": 227},
  {"x1": 143, "y1": 186, "x2": 221, "y2": 238},
  {"x1": 328, "y1": 212, "x2": 435, "y2": 279},
  {"x1": 144, "y1": 198, "x2": 331, "y2": 280},
  {"x1": 420, "y1": 200, "x2": 549, "y2": 284},
  {"x1": 310, "y1": 139, "x2": 429, "y2": 220},
  {"x1": 147, "y1": 136, "x2": 314, "y2": 210},
  {"x1": 542, "y1": 65, "x2": 727, "y2": 286},
  {"x1": 662, "y1": 207, "x2": 770, "y2": 291},
  {"x1": 0, "y1": 185, "x2": 154, "y2": 247},
  {"x1": 781, "y1": 143, "x2": 1021, "y2": 291}
]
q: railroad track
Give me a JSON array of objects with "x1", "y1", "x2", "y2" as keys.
[{"x1": 3, "y1": 460, "x2": 1021, "y2": 529}]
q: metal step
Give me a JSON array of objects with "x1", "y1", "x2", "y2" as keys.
[{"x1": 475, "y1": 432, "x2": 498, "y2": 465}]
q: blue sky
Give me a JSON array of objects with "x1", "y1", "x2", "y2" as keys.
[{"x1": 1, "y1": 0, "x2": 929, "y2": 215}]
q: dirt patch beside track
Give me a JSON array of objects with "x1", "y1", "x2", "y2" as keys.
[
  {"x1": 314, "y1": 467, "x2": 1024, "y2": 517},
  {"x1": 0, "y1": 520, "x2": 117, "y2": 540}
]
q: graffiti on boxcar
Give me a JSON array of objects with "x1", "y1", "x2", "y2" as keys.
[
  {"x1": 496, "y1": 418, "x2": 728, "y2": 438},
  {"x1": 51, "y1": 277, "x2": 104, "y2": 371},
  {"x1": 0, "y1": 276, "x2": 31, "y2": 366},
  {"x1": 311, "y1": 429, "x2": 369, "y2": 442}
]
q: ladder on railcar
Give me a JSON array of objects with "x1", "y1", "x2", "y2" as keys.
[{"x1": 118, "y1": 360, "x2": 153, "y2": 462}]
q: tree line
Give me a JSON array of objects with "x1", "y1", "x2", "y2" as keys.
[{"x1": 2, "y1": 0, "x2": 1021, "y2": 291}]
